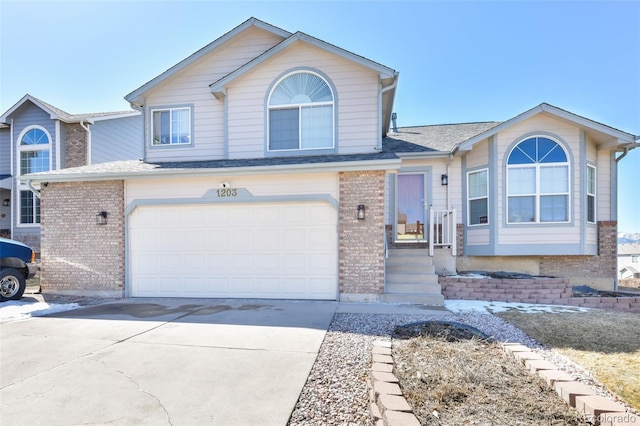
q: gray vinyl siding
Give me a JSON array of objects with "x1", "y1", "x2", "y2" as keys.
[
  {"x1": 11, "y1": 101, "x2": 57, "y2": 171},
  {"x1": 91, "y1": 115, "x2": 143, "y2": 164},
  {"x1": 0, "y1": 128, "x2": 10, "y2": 175}
]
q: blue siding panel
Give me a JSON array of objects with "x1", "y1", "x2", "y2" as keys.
[{"x1": 91, "y1": 115, "x2": 143, "y2": 164}]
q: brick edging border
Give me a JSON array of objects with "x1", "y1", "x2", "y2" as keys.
[{"x1": 369, "y1": 341, "x2": 639, "y2": 426}]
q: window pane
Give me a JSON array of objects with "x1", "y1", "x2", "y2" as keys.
[
  {"x1": 20, "y1": 190, "x2": 34, "y2": 224},
  {"x1": 508, "y1": 138, "x2": 536, "y2": 164},
  {"x1": 469, "y1": 170, "x2": 487, "y2": 198},
  {"x1": 21, "y1": 128, "x2": 49, "y2": 145},
  {"x1": 20, "y1": 150, "x2": 50, "y2": 174},
  {"x1": 540, "y1": 195, "x2": 567, "y2": 222},
  {"x1": 269, "y1": 108, "x2": 299, "y2": 150},
  {"x1": 587, "y1": 195, "x2": 595, "y2": 223},
  {"x1": 469, "y1": 198, "x2": 488, "y2": 225},
  {"x1": 538, "y1": 138, "x2": 567, "y2": 163},
  {"x1": 152, "y1": 111, "x2": 170, "y2": 145},
  {"x1": 587, "y1": 166, "x2": 596, "y2": 194},
  {"x1": 508, "y1": 167, "x2": 535, "y2": 194},
  {"x1": 540, "y1": 165, "x2": 568, "y2": 193},
  {"x1": 508, "y1": 196, "x2": 535, "y2": 222},
  {"x1": 301, "y1": 105, "x2": 332, "y2": 149}
]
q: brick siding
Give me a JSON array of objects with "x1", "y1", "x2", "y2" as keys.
[
  {"x1": 64, "y1": 123, "x2": 88, "y2": 168},
  {"x1": 40, "y1": 180, "x2": 125, "y2": 296},
  {"x1": 539, "y1": 221, "x2": 617, "y2": 280},
  {"x1": 339, "y1": 171, "x2": 385, "y2": 296}
]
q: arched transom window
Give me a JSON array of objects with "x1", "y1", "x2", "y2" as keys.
[
  {"x1": 507, "y1": 136, "x2": 569, "y2": 223},
  {"x1": 268, "y1": 71, "x2": 334, "y2": 151}
]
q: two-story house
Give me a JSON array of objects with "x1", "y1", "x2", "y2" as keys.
[
  {"x1": 0, "y1": 94, "x2": 142, "y2": 250},
  {"x1": 24, "y1": 18, "x2": 638, "y2": 302}
]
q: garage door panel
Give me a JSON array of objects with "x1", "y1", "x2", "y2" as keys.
[{"x1": 130, "y1": 202, "x2": 337, "y2": 299}]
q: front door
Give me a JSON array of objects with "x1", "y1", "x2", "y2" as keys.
[{"x1": 396, "y1": 173, "x2": 426, "y2": 241}]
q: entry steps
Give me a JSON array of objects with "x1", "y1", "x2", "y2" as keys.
[{"x1": 382, "y1": 248, "x2": 444, "y2": 306}]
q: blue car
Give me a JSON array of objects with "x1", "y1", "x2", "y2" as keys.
[{"x1": 0, "y1": 238, "x2": 37, "y2": 301}]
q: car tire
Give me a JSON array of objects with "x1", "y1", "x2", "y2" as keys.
[{"x1": 0, "y1": 268, "x2": 26, "y2": 301}]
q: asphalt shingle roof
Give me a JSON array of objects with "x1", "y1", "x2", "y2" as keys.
[{"x1": 383, "y1": 122, "x2": 502, "y2": 153}]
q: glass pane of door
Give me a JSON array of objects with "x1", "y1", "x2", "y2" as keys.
[{"x1": 397, "y1": 174, "x2": 425, "y2": 240}]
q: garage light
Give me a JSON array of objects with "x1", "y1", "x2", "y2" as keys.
[
  {"x1": 357, "y1": 204, "x2": 365, "y2": 220},
  {"x1": 441, "y1": 174, "x2": 448, "y2": 186},
  {"x1": 96, "y1": 211, "x2": 108, "y2": 225}
]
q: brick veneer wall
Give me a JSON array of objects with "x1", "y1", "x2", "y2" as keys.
[
  {"x1": 539, "y1": 221, "x2": 617, "y2": 281},
  {"x1": 440, "y1": 277, "x2": 640, "y2": 313},
  {"x1": 338, "y1": 171, "x2": 385, "y2": 299},
  {"x1": 40, "y1": 180, "x2": 125, "y2": 296},
  {"x1": 64, "y1": 123, "x2": 88, "y2": 168}
]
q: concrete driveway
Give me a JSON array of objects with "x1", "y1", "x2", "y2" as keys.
[{"x1": 0, "y1": 298, "x2": 337, "y2": 425}]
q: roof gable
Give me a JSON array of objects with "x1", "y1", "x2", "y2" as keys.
[
  {"x1": 209, "y1": 31, "x2": 398, "y2": 100},
  {"x1": 458, "y1": 103, "x2": 638, "y2": 152},
  {"x1": 125, "y1": 17, "x2": 291, "y2": 106}
]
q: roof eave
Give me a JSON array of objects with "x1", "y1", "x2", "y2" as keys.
[{"x1": 25, "y1": 158, "x2": 402, "y2": 184}]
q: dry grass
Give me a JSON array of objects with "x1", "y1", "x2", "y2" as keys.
[
  {"x1": 392, "y1": 323, "x2": 588, "y2": 425},
  {"x1": 496, "y1": 309, "x2": 640, "y2": 411}
]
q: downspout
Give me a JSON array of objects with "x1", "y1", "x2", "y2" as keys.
[
  {"x1": 378, "y1": 76, "x2": 399, "y2": 150},
  {"x1": 27, "y1": 180, "x2": 41, "y2": 199},
  {"x1": 79, "y1": 120, "x2": 91, "y2": 165}
]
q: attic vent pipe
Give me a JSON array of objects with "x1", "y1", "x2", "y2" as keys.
[{"x1": 391, "y1": 112, "x2": 398, "y2": 133}]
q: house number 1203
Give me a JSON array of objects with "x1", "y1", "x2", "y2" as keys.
[{"x1": 216, "y1": 188, "x2": 238, "y2": 197}]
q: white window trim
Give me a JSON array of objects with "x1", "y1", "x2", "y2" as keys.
[
  {"x1": 16, "y1": 125, "x2": 50, "y2": 227},
  {"x1": 506, "y1": 136, "x2": 571, "y2": 224},
  {"x1": 467, "y1": 168, "x2": 489, "y2": 226},
  {"x1": 150, "y1": 106, "x2": 192, "y2": 146},
  {"x1": 587, "y1": 164, "x2": 596, "y2": 224},
  {"x1": 267, "y1": 71, "x2": 335, "y2": 152}
]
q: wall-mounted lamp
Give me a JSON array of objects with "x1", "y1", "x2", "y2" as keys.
[
  {"x1": 441, "y1": 174, "x2": 448, "y2": 186},
  {"x1": 2, "y1": 199, "x2": 9, "y2": 207},
  {"x1": 357, "y1": 204, "x2": 366, "y2": 220},
  {"x1": 96, "y1": 211, "x2": 108, "y2": 225}
]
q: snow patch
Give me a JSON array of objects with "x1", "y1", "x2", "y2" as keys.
[
  {"x1": 0, "y1": 300, "x2": 79, "y2": 323},
  {"x1": 444, "y1": 299, "x2": 590, "y2": 314}
]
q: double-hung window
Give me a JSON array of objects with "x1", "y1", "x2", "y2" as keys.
[
  {"x1": 268, "y1": 71, "x2": 334, "y2": 151},
  {"x1": 507, "y1": 136, "x2": 569, "y2": 223},
  {"x1": 18, "y1": 127, "x2": 50, "y2": 224},
  {"x1": 151, "y1": 107, "x2": 191, "y2": 145},
  {"x1": 587, "y1": 165, "x2": 596, "y2": 223},
  {"x1": 468, "y1": 169, "x2": 488, "y2": 225}
]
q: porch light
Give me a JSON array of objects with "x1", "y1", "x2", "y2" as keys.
[
  {"x1": 96, "y1": 211, "x2": 108, "y2": 225},
  {"x1": 357, "y1": 204, "x2": 365, "y2": 220},
  {"x1": 2, "y1": 199, "x2": 9, "y2": 206},
  {"x1": 441, "y1": 174, "x2": 448, "y2": 186}
]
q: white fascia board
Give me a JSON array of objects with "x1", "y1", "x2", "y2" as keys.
[
  {"x1": 125, "y1": 18, "x2": 291, "y2": 106},
  {"x1": 26, "y1": 158, "x2": 402, "y2": 184},
  {"x1": 89, "y1": 111, "x2": 142, "y2": 122},
  {"x1": 210, "y1": 31, "x2": 398, "y2": 98},
  {"x1": 396, "y1": 151, "x2": 451, "y2": 159}
]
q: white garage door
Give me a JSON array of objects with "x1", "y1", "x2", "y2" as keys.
[{"x1": 129, "y1": 202, "x2": 337, "y2": 300}]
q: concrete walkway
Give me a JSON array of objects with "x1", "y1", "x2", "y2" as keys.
[{"x1": 1, "y1": 299, "x2": 337, "y2": 425}]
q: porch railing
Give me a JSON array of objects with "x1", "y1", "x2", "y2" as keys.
[{"x1": 429, "y1": 208, "x2": 457, "y2": 257}]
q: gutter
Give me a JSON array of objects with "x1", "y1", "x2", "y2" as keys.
[
  {"x1": 27, "y1": 180, "x2": 40, "y2": 199},
  {"x1": 378, "y1": 74, "x2": 399, "y2": 150},
  {"x1": 616, "y1": 140, "x2": 640, "y2": 163}
]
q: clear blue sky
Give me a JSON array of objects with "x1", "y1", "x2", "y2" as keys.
[{"x1": 1, "y1": 1, "x2": 639, "y2": 233}]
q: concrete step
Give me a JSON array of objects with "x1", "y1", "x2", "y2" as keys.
[
  {"x1": 387, "y1": 248, "x2": 430, "y2": 259},
  {"x1": 385, "y1": 262, "x2": 435, "y2": 274},
  {"x1": 385, "y1": 272, "x2": 439, "y2": 285},
  {"x1": 380, "y1": 293, "x2": 444, "y2": 305},
  {"x1": 385, "y1": 283, "x2": 441, "y2": 294}
]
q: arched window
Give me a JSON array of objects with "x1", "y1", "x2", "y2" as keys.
[
  {"x1": 268, "y1": 71, "x2": 334, "y2": 151},
  {"x1": 18, "y1": 127, "x2": 50, "y2": 224},
  {"x1": 507, "y1": 136, "x2": 569, "y2": 223}
]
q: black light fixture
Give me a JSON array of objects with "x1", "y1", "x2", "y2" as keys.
[
  {"x1": 441, "y1": 174, "x2": 448, "y2": 186},
  {"x1": 357, "y1": 204, "x2": 365, "y2": 220},
  {"x1": 2, "y1": 199, "x2": 9, "y2": 207},
  {"x1": 96, "y1": 211, "x2": 108, "y2": 225}
]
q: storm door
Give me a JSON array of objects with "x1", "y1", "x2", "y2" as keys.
[{"x1": 396, "y1": 173, "x2": 427, "y2": 241}]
